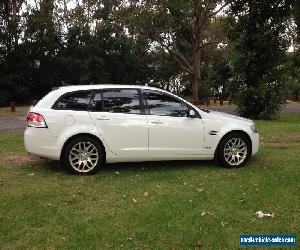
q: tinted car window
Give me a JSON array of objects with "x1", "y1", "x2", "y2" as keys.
[
  {"x1": 90, "y1": 92, "x2": 103, "y2": 111},
  {"x1": 54, "y1": 91, "x2": 93, "y2": 110},
  {"x1": 92, "y1": 89, "x2": 141, "y2": 114},
  {"x1": 145, "y1": 90, "x2": 188, "y2": 117}
]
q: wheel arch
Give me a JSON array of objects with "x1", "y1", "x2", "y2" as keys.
[
  {"x1": 60, "y1": 133, "x2": 106, "y2": 162},
  {"x1": 214, "y1": 130, "x2": 252, "y2": 161}
]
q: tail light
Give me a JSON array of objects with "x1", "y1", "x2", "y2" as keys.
[{"x1": 27, "y1": 112, "x2": 47, "y2": 128}]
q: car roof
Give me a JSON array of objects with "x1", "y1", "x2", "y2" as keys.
[{"x1": 57, "y1": 84, "x2": 159, "y2": 92}]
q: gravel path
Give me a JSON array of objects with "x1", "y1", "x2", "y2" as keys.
[{"x1": 0, "y1": 103, "x2": 299, "y2": 132}]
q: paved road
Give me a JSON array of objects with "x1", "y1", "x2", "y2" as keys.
[
  {"x1": 209, "y1": 102, "x2": 300, "y2": 115},
  {"x1": 0, "y1": 116, "x2": 26, "y2": 131},
  {"x1": 0, "y1": 103, "x2": 299, "y2": 132}
]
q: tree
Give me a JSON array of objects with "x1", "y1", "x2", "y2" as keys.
[
  {"x1": 203, "y1": 46, "x2": 232, "y2": 99},
  {"x1": 0, "y1": 0, "x2": 156, "y2": 105},
  {"x1": 294, "y1": 0, "x2": 300, "y2": 39},
  {"x1": 289, "y1": 0, "x2": 300, "y2": 100},
  {"x1": 0, "y1": 0, "x2": 30, "y2": 105},
  {"x1": 58, "y1": 3, "x2": 154, "y2": 86},
  {"x1": 118, "y1": 0, "x2": 230, "y2": 101},
  {"x1": 23, "y1": 0, "x2": 62, "y2": 97},
  {"x1": 0, "y1": 0, "x2": 25, "y2": 57},
  {"x1": 227, "y1": 0, "x2": 294, "y2": 119}
]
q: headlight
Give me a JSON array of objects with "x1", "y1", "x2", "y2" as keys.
[{"x1": 250, "y1": 124, "x2": 258, "y2": 133}]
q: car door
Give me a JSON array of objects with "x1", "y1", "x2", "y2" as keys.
[
  {"x1": 89, "y1": 88, "x2": 148, "y2": 157},
  {"x1": 143, "y1": 90, "x2": 205, "y2": 156}
]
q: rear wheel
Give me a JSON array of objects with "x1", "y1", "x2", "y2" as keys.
[
  {"x1": 218, "y1": 133, "x2": 251, "y2": 168},
  {"x1": 62, "y1": 136, "x2": 105, "y2": 174}
]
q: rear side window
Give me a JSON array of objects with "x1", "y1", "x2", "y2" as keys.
[
  {"x1": 90, "y1": 89, "x2": 141, "y2": 114},
  {"x1": 53, "y1": 91, "x2": 93, "y2": 111}
]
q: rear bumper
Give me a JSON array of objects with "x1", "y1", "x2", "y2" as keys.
[
  {"x1": 250, "y1": 132, "x2": 259, "y2": 156},
  {"x1": 24, "y1": 127, "x2": 60, "y2": 160}
]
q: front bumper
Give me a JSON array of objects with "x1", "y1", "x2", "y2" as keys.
[{"x1": 250, "y1": 132, "x2": 259, "y2": 156}]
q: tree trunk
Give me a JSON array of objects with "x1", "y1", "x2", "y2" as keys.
[{"x1": 192, "y1": 48, "x2": 201, "y2": 101}]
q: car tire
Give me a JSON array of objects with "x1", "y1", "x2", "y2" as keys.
[
  {"x1": 62, "y1": 135, "x2": 105, "y2": 175},
  {"x1": 217, "y1": 132, "x2": 251, "y2": 168}
]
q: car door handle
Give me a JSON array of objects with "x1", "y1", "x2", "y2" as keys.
[
  {"x1": 95, "y1": 116, "x2": 110, "y2": 120},
  {"x1": 151, "y1": 120, "x2": 163, "y2": 125}
]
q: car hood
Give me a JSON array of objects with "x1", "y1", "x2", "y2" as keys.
[{"x1": 201, "y1": 109, "x2": 253, "y2": 125}]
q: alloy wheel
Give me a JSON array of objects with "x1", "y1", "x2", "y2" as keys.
[
  {"x1": 69, "y1": 141, "x2": 99, "y2": 173},
  {"x1": 223, "y1": 137, "x2": 247, "y2": 166}
]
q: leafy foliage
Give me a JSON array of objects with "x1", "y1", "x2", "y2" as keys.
[
  {"x1": 0, "y1": 0, "x2": 298, "y2": 120},
  {"x1": 117, "y1": 0, "x2": 229, "y2": 101},
  {"x1": 0, "y1": 0, "x2": 154, "y2": 105},
  {"x1": 227, "y1": 0, "x2": 295, "y2": 119}
]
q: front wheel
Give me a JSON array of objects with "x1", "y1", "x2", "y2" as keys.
[
  {"x1": 62, "y1": 136, "x2": 105, "y2": 174},
  {"x1": 218, "y1": 133, "x2": 251, "y2": 168}
]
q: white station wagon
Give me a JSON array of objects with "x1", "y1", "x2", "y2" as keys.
[{"x1": 24, "y1": 85, "x2": 259, "y2": 174}]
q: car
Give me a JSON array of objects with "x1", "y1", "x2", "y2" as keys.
[{"x1": 24, "y1": 85, "x2": 259, "y2": 174}]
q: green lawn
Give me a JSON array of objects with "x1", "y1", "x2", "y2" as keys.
[
  {"x1": 0, "y1": 106, "x2": 29, "y2": 117},
  {"x1": 0, "y1": 116, "x2": 299, "y2": 249}
]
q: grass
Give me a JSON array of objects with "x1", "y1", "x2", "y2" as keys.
[
  {"x1": 0, "y1": 116, "x2": 299, "y2": 249},
  {"x1": 0, "y1": 106, "x2": 29, "y2": 117}
]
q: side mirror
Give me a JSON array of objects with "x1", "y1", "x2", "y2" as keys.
[{"x1": 188, "y1": 109, "x2": 196, "y2": 118}]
